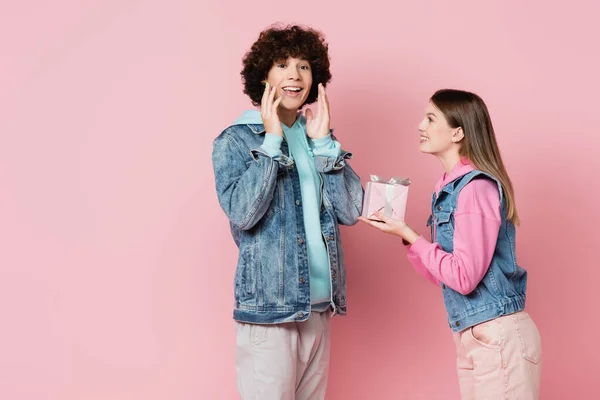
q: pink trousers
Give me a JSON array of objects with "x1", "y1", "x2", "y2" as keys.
[{"x1": 453, "y1": 311, "x2": 542, "y2": 399}]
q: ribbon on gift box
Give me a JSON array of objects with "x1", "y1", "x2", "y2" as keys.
[{"x1": 369, "y1": 175, "x2": 411, "y2": 217}]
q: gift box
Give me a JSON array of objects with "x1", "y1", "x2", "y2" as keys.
[{"x1": 362, "y1": 175, "x2": 410, "y2": 221}]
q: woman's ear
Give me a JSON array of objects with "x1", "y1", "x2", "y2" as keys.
[{"x1": 452, "y1": 127, "x2": 465, "y2": 143}]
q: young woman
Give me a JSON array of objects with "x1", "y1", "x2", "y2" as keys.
[{"x1": 360, "y1": 89, "x2": 542, "y2": 399}]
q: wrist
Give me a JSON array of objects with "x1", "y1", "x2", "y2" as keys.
[
  {"x1": 396, "y1": 225, "x2": 419, "y2": 243},
  {"x1": 264, "y1": 123, "x2": 283, "y2": 136},
  {"x1": 311, "y1": 132, "x2": 328, "y2": 140}
]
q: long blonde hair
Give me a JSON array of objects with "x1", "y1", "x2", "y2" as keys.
[{"x1": 431, "y1": 89, "x2": 520, "y2": 225}]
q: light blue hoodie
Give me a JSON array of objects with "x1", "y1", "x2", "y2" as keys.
[{"x1": 233, "y1": 110, "x2": 341, "y2": 311}]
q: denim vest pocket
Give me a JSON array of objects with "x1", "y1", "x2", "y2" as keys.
[
  {"x1": 434, "y1": 210, "x2": 454, "y2": 251},
  {"x1": 434, "y1": 211, "x2": 452, "y2": 225}
]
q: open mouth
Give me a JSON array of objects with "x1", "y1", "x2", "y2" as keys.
[
  {"x1": 281, "y1": 86, "x2": 303, "y2": 96},
  {"x1": 420, "y1": 135, "x2": 429, "y2": 143}
]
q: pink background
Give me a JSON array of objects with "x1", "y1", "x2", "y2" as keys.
[{"x1": 2, "y1": 1, "x2": 599, "y2": 399}]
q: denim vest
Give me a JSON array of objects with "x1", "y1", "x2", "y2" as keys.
[
  {"x1": 212, "y1": 123, "x2": 364, "y2": 324},
  {"x1": 427, "y1": 170, "x2": 527, "y2": 332}
]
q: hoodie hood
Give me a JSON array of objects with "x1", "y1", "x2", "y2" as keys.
[{"x1": 233, "y1": 110, "x2": 263, "y2": 125}]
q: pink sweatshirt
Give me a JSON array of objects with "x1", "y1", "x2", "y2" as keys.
[{"x1": 407, "y1": 159, "x2": 501, "y2": 295}]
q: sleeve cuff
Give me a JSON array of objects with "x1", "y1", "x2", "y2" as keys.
[
  {"x1": 408, "y1": 235, "x2": 432, "y2": 255},
  {"x1": 311, "y1": 134, "x2": 341, "y2": 158},
  {"x1": 260, "y1": 133, "x2": 283, "y2": 157}
]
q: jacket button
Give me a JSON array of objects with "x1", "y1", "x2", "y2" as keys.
[
  {"x1": 455, "y1": 321, "x2": 460, "y2": 327},
  {"x1": 437, "y1": 206, "x2": 442, "y2": 211},
  {"x1": 296, "y1": 200, "x2": 300, "y2": 206},
  {"x1": 299, "y1": 277, "x2": 305, "y2": 284},
  {"x1": 297, "y1": 312, "x2": 305, "y2": 319},
  {"x1": 298, "y1": 238, "x2": 304, "y2": 244},
  {"x1": 331, "y1": 273, "x2": 337, "y2": 279}
]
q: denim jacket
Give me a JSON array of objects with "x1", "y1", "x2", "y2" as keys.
[
  {"x1": 428, "y1": 170, "x2": 527, "y2": 332},
  {"x1": 212, "y1": 122, "x2": 364, "y2": 324}
]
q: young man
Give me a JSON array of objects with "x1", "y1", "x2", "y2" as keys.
[{"x1": 212, "y1": 24, "x2": 363, "y2": 400}]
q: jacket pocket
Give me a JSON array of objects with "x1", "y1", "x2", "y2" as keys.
[{"x1": 236, "y1": 243, "x2": 256, "y2": 301}]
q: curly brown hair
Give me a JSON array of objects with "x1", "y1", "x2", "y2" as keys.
[{"x1": 241, "y1": 24, "x2": 332, "y2": 107}]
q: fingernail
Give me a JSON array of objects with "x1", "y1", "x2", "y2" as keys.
[{"x1": 265, "y1": 82, "x2": 269, "y2": 89}]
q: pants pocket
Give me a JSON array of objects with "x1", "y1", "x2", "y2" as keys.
[
  {"x1": 250, "y1": 323, "x2": 269, "y2": 346},
  {"x1": 453, "y1": 333, "x2": 474, "y2": 370},
  {"x1": 514, "y1": 313, "x2": 542, "y2": 364},
  {"x1": 470, "y1": 319, "x2": 503, "y2": 350}
]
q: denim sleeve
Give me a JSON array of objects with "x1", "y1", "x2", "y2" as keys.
[
  {"x1": 212, "y1": 133, "x2": 292, "y2": 230},
  {"x1": 312, "y1": 132, "x2": 351, "y2": 174},
  {"x1": 314, "y1": 134, "x2": 364, "y2": 226}
]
